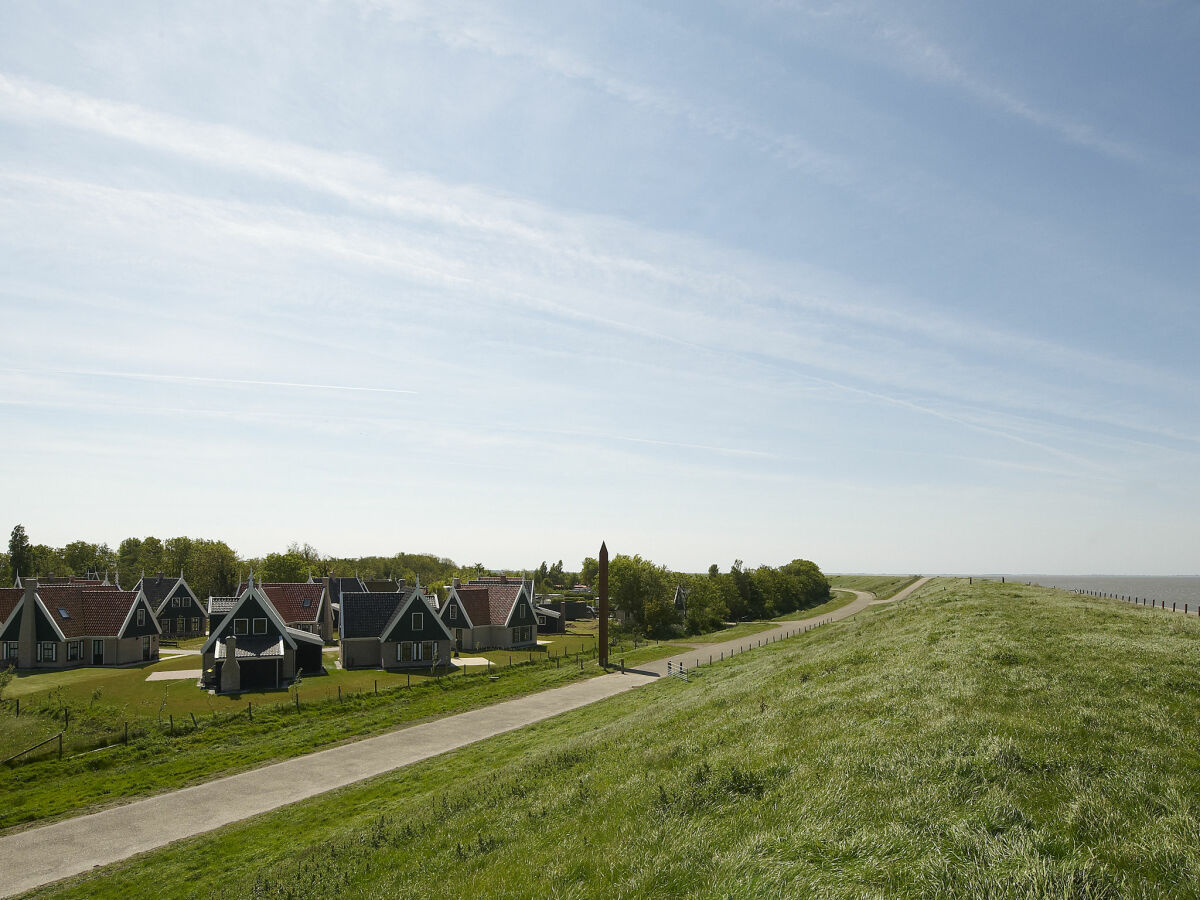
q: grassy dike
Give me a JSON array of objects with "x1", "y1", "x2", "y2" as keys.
[{"x1": 32, "y1": 579, "x2": 1200, "y2": 899}]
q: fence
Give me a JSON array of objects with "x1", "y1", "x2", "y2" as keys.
[{"x1": 1073, "y1": 589, "x2": 1196, "y2": 615}]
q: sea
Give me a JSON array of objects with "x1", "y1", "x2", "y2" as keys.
[{"x1": 990, "y1": 575, "x2": 1200, "y2": 607}]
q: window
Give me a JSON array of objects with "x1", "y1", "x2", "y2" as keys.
[
  {"x1": 162, "y1": 618, "x2": 171, "y2": 633},
  {"x1": 412, "y1": 612, "x2": 423, "y2": 632},
  {"x1": 234, "y1": 618, "x2": 248, "y2": 635},
  {"x1": 67, "y1": 641, "x2": 82, "y2": 661},
  {"x1": 191, "y1": 617, "x2": 200, "y2": 632},
  {"x1": 38, "y1": 642, "x2": 57, "y2": 662},
  {"x1": 57, "y1": 607, "x2": 70, "y2": 620},
  {"x1": 3, "y1": 641, "x2": 17, "y2": 660},
  {"x1": 399, "y1": 642, "x2": 413, "y2": 662},
  {"x1": 448, "y1": 604, "x2": 456, "y2": 621},
  {"x1": 421, "y1": 641, "x2": 434, "y2": 662},
  {"x1": 253, "y1": 618, "x2": 267, "y2": 635},
  {"x1": 137, "y1": 608, "x2": 145, "y2": 627},
  {"x1": 538, "y1": 616, "x2": 546, "y2": 626},
  {"x1": 176, "y1": 617, "x2": 185, "y2": 633}
]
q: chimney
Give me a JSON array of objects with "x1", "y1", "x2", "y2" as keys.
[
  {"x1": 452, "y1": 577, "x2": 461, "y2": 588},
  {"x1": 220, "y1": 636, "x2": 241, "y2": 693},
  {"x1": 500, "y1": 574, "x2": 508, "y2": 584},
  {"x1": 17, "y1": 577, "x2": 38, "y2": 669}
]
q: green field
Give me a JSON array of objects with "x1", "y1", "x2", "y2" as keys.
[{"x1": 32, "y1": 579, "x2": 1200, "y2": 898}]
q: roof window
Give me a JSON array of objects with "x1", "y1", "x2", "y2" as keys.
[{"x1": 58, "y1": 607, "x2": 70, "y2": 619}]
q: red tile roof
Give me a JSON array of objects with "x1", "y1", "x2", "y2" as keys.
[
  {"x1": 459, "y1": 580, "x2": 531, "y2": 626},
  {"x1": 0, "y1": 588, "x2": 21, "y2": 624},
  {"x1": 253, "y1": 583, "x2": 324, "y2": 625},
  {"x1": 34, "y1": 586, "x2": 141, "y2": 638}
]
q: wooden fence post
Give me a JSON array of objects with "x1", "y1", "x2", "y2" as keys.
[
  {"x1": 248, "y1": 701, "x2": 253, "y2": 721},
  {"x1": 170, "y1": 714, "x2": 174, "y2": 735}
]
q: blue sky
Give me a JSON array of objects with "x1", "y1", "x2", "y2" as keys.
[{"x1": 2, "y1": 1, "x2": 1198, "y2": 575}]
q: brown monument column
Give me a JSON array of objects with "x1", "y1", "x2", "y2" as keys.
[{"x1": 598, "y1": 541, "x2": 609, "y2": 668}]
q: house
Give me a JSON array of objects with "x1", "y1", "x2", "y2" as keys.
[
  {"x1": 135, "y1": 571, "x2": 207, "y2": 639},
  {"x1": 361, "y1": 578, "x2": 402, "y2": 593},
  {"x1": 234, "y1": 580, "x2": 333, "y2": 642},
  {"x1": 0, "y1": 578, "x2": 160, "y2": 669},
  {"x1": 439, "y1": 576, "x2": 539, "y2": 652},
  {"x1": 201, "y1": 576, "x2": 326, "y2": 693},
  {"x1": 534, "y1": 601, "x2": 566, "y2": 635},
  {"x1": 339, "y1": 587, "x2": 452, "y2": 670},
  {"x1": 673, "y1": 584, "x2": 689, "y2": 614}
]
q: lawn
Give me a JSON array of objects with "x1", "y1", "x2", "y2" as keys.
[{"x1": 35, "y1": 579, "x2": 1200, "y2": 898}]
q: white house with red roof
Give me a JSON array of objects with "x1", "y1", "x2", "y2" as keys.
[
  {"x1": 1, "y1": 578, "x2": 161, "y2": 669},
  {"x1": 438, "y1": 576, "x2": 539, "y2": 651}
]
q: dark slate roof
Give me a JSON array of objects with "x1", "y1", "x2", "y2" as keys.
[
  {"x1": 362, "y1": 579, "x2": 400, "y2": 593},
  {"x1": 136, "y1": 573, "x2": 182, "y2": 606},
  {"x1": 340, "y1": 592, "x2": 409, "y2": 640}
]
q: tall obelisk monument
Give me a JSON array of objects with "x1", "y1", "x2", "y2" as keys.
[{"x1": 598, "y1": 541, "x2": 609, "y2": 668}]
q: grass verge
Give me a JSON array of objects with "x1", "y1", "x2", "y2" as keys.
[{"x1": 35, "y1": 580, "x2": 1200, "y2": 898}]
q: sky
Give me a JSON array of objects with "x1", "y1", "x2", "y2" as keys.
[{"x1": 2, "y1": 1, "x2": 1198, "y2": 575}]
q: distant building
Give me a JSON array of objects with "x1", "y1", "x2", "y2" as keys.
[
  {"x1": 1, "y1": 579, "x2": 160, "y2": 669},
  {"x1": 339, "y1": 587, "x2": 452, "y2": 670},
  {"x1": 135, "y1": 572, "x2": 207, "y2": 639},
  {"x1": 201, "y1": 575, "x2": 325, "y2": 693},
  {"x1": 534, "y1": 601, "x2": 566, "y2": 635},
  {"x1": 439, "y1": 576, "x2": 539, "y2": 652},
  {"x1": 234, "y1": 580, "x2": 334, "y2": 643}
]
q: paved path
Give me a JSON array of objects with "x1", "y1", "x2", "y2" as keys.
[{"x1": 0, "y1": 579, "x2": 928, "y2": 897}]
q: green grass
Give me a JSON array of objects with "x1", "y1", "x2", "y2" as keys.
[
  {"x1": 775, "y1": 591, "x2": 858, "y2": 620},
  {"x1": 829, "y1": 573, "x2": 922, "y2": 601},
  {"x1": 684, "y1": 621, "x2": 776, "y2": 643},
  {"x1": 36, "y1": 579, "x2": 1200, "y2": 899}
]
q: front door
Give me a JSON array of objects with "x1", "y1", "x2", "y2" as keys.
[
  {"x1": 454, "y1": 628, "x2": 463, "y2": 650},
  {"x1": 141, "y1": 635, "x2": 151, "y2": 661},
  {"x1": 92, "y1": 640, "x2": 104, "y2": 665}
]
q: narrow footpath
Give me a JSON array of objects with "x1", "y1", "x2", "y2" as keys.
[{"x1": 0, "y1": 578, "x2": 929, "y2": 897}]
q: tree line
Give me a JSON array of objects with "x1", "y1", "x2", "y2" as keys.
[{"x1": 4, "y1": 525, "x2": 829, "y2": 638}]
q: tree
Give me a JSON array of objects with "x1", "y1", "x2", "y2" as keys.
[
  {"x1": 117, "y1": 537, "x2": 143, "y2": 582},
  {"x1": 138, "y1": 537, "x2": 165, "y2": 577},
  {"x1": 682, "y1": 575, "x2": 728, "y2": 635},
  {"x1": 8, "y1": 525, "x2": 32, "y2": 582},
  {"x1": 579, "y1": 556, "x2": 598, "y2": 587},
  {"x1": 608, "y1": 554, "x2": 670, "y2": 628},
  {"x1": 260, "y1": 550, "x2": 307, "y2": 583}
]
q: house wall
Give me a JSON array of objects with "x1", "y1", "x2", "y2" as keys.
[
  {"x1": 381, "y1": 638, "x2": 452, "y2": 669},
  {"x1": 341, "y1": 637, "x2": 382, "y2": 669}
]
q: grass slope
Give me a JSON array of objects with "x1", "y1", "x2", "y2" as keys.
[
  {"x1": 828, "y1": 573, "x2": 922, "y2": 600},
  {"x1": 0, "y1": 639, "x2": 679, "y2": 833},
  {"x1": 33, "y1": 580, "x2": 1200, "y2": 899}
]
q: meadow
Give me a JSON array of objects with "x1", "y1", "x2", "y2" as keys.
[{"x1": 31, "y1": 578, "x2": 1200, "y2": 898}]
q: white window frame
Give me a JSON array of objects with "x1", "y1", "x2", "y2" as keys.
[
  {"x1": 67, "y1": 640, "x2": 82, "y2": 661},
  {"x1": 137, "y1": 607, "x2": 146, "y2": 627},
  {"x1": 399, "y1": 641, "x2": 413, "y2": 662},
  {"x1": 191, "y1": 617, "x2": 200, "y2": 632},
  {"x1": 234, "y1": 618, "x2": 248, "y2": 635},
  {"x1": 38, "y1": 641, "x2": 57, "y2": 662},
  {"x1": 3, "y1": 641, "x2": 18, "y2": 660},
  {"x1": 412, "y1": 612, "x2": 423, "y2": 631},
  {"x1": 253, "y1": 618, "x2": 267, "y2": 635},
  {"x1": 448, "y1": 604, "x2": 456, "y2": 621}
]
